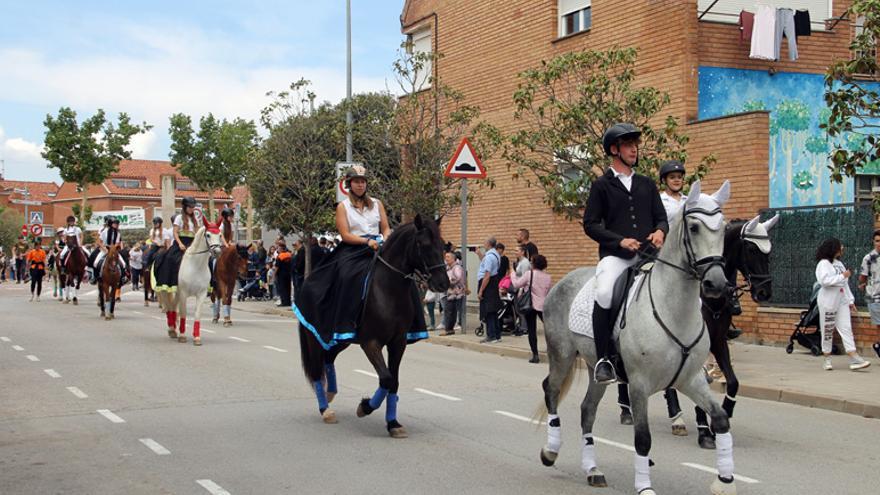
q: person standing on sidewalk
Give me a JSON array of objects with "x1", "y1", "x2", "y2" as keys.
[
  {"x1": 26, "y1": 241, "x2": 46, "y2": 301},
  {"x1": 511, "y1": 254, "x2": 552, "y2": 363},
  {"x1": 516, "y1": 228, "x2": 538, "y2": 260},
  {"x1": 815, "y1": 238, "x2": 871, "y2": 371},
  {"x1": 856, "y1": 230, "x2": 880, "y2": 359},
  {"x1": 478, "y1": 237, "x2": 502, "y2": 343},
  {"x1": 13, "y1": 240, "x2": 27, "y2": 284},
  {"x1": 129, "y1": 243, "x2": 143, "y2": 291},
  {"x1": 441, "y1": 251, "x2": 466, "y2": 335}
]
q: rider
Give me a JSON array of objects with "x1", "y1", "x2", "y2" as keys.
[
  {"x1": 659, "y1": 160, "x2": 688, "y2": 215},
  {"x1": 153, "y1": 197, "x2": 198, "y2": 294},
  {"x1": 219, "y1": 208, "x2": 236, "y2": 247},
  {"x1": 59, "y1": 215, "x2": 85, "y2": 270},
  {"x1": 144, "y1": 216, "x2": 166, "y2": 268},
  {"x1": 583, "y1": 123, "x2": 668, "y2": 385},
  {"x1": 90, "y1": 216, "x2": 127, "y2": 284}
]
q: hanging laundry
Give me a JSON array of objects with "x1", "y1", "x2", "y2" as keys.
[
  {"x1": 775, "y1": 8, "x2": 798, "y2": 61},
  {"x1": 740, "y1": 10, "x2": 755, "y2": 43},
  {"x1": 794, "y1": 9, "x2": 812, "y2": 37},
  {"x1": 750, "y1": 5, "x2": 777, "y2": 61}
]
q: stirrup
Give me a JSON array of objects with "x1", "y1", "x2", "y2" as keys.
[{"x1": 594, "y1": 358, "x2": 617, "y2": 385}]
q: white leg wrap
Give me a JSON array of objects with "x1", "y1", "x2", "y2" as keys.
[
  {"x1": 716, "y1": 432, "x2": 734, "y2": 479},
  {"x1": 212, "y1": 299, "x2": 220, "y2": 317},
  {"x1": 545, "y1": 414, "x2": 562, "y2": 453},
  {"x1": 634, "y1": 454, "x2": 651, "y2": 492},
  {"x1": 222, "y1": 304, "x2": 231, "y2": 318},
  {"x1": 581, "y1": 434, "x2": 597, "y2": 472}
]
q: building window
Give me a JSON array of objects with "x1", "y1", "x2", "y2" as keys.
[
  {"x1": 111, "y1": 179, "x2": 141, "y2": 189},
  {"x1": 406, "y1": 27, "x2": 432, "y2": 91},
  {"x1": 559, "y1": 0, "x2": 591, "y2": 37},
  {"x1": 853, "y1": 15, "x2": 878, "y2": 76},
  {"x1": 855, "y1": 174, "x2": 880, "y2": 206},
  {"x1": 176, "y1": 179, "x2": 201, "y2": 191}
]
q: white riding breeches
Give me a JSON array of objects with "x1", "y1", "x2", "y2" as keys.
[
  {"x1": 60, "y1": 246, "x2": 87, "y2": 260},
  {"x1": 95, "y1": 250, "x2": 126, "y2": 270},
  {"x1": 595, "y1": 255, "x2": 639, "y2": 309}
]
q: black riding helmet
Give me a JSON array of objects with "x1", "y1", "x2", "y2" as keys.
[
  {"x1": 602, "y1": 123, "x2": 642, "y2": 157},
  {"x1": 66, "y1": 215, "x2": 76, "y2": 223},
  {"x1": 181, "y1": 196, "x2": 197, "y2": 209},
  {"x1": 659, "y1": 160, "x2": 686, "y2": 182},
  {"x1": 152, "y1": 216, "x2": 163, "y2": 226},
  {"x1": 104, "y1": 215, "x2": 117, "y2": 226},
  {"x1": 110, "y1": 217, "x2": 120, "y2": 226},
  {"x1": 221, "y1": 207, "x2": 234, "y2": 219}
]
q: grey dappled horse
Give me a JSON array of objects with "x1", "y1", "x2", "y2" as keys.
[{"x1": 538, "y1": 181, "x2": 737, "y2": 495}]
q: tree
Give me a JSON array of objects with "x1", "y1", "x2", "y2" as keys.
[
  {"x1": 505, "y1": 46, "x2": 713, "y2": 219},
  {"x1": 824, "y1": 0, "x2": 880, "y2": 182},
  {"x1": 773, "y1": 99, "x2": 811, "y2": 205},
  {"x1": 0, "y1": 208, "x2": 24, "y2": 255},
  {"x1": 42, "y1": 107, "x2": 150, "y2": 224},
  {"x1": 168, "y1": 113, "x2": 259, "y2": 220}
]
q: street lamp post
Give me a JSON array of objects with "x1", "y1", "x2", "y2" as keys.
[{"x1": 345, "y1": 0, "x2": 353, "y2": 163}]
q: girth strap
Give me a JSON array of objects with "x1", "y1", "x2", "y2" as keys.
[{"x1": 647, "y1": 270, "x2": 706, "y2": 390}]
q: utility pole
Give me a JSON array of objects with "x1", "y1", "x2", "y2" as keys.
[{"x1": 345, "y1": 0, "x2": 353, "y2": 162}]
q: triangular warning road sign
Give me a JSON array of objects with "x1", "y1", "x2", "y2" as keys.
[{"x1": 444, "y1": 137, "x2": 486, "y2": 179}]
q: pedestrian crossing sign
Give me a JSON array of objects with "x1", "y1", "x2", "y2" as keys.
[
  {"x1": 444, "y1": 137, "x2": 486, "y2": 179},
  {"x1": 30, "y1": 211, "x2": 43, "y2": 225}
]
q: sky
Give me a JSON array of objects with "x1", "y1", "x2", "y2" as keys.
[{"x1": 0, "y1": 0, "x2": 406, "y2": 183}]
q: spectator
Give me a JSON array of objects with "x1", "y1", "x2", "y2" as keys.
[
  {"x1": 516, "y1": 228, "x2": 539, "y2": 260},
  {"x1": 423, "y1": 284, "x2": 440, "y2": 331},
  {"x1": 478, "y1": 236, "x2": 502, "y2": 343},
  {"x1": 442, "y1": 251, "x2": 466, "y2": 335},
  {"x1": 292, "y1": 240, "x2": 305, "y2": 296},
  {"x1": 815, "y1": 238, "x2": 871, "y2": 371},
  {"x1": 13, "y1": 240, "x2": 27, "y2": 284},
  {"x1": 511, "y1": 254, "x2": 552, "y2": 363},
  {"x1": 26, "y1": 241, "x2": 47, "y2": 302},
  {"x1": 275, "y1": 242, "x2": 293, "y2": 307},
  {"x1": 512, "y1": 245, "x2": 532, "y2": 336},
  {"x1": 857, "y1": 229, "x2": 880, "y2": 359},
  {"x1": 0, "y1": 248, "x2": 7, "y2": 282},
  {"x1": 129, "y1": 243, "x2": 144, "y2": 291},
  {"x1": 267, "y1": 264, "x2": 276, "y2": 300}
]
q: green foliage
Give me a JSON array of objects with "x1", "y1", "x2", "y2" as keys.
[
  {"x1": 773, "y1": 99, "x2": 811, "y2": 132},
  {"x1": 0, "y1": 208, "x2": 24, "y2": 255},
  {"x1": 741, "y1": 100, "x2": 767, "y2": 112},
  {"x1": 70, "y1": 204, "x2": 93, "y2": 228},
  {"x1": 823, "y1": 0, "x2": 880, "y2": 181},
  {"x1": 505, "y1": 46, "x2": 714, "y2": 219},
  {"x1": 805, "y1": 135, "x2": 828, "y2": 155}
]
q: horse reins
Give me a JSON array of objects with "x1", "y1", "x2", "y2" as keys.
[{"x1": 374, "y1": 230, "x2": 445, "y2": 285}]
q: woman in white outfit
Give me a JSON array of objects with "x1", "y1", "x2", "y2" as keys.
[{"x1": 814, "y1": 238, "x2": 871, "y2": 371}]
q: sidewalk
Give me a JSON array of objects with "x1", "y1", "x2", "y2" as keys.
[{"x1": 238, "y1": 300, "x2": 880, "y2": 420}]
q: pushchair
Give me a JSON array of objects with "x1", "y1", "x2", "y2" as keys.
[
  {"x1": 237, "y1": 263, "x2": 270, "y2": 301},
  {"x1": 786, "y1": 282, "x2": 840, "y2": 356},
  {"x1": 474, "y1": 292, "x2": 521, "y2": 337}
]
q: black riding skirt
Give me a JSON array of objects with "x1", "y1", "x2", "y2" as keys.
[{"x1": 153, "y1": 235, "x2": 193, "y2": 293}]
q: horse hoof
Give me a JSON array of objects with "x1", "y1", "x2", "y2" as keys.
[
  {"x1": 326, "y1": 392, "x2": 336, "y2": 404},
  {"x1": 620, "y1": 410, "x2": 633, "y2": 425},
  {"x1": 144, "y1": 301, "x2": 150, "y2": 307},
  {"x1": 388, "y1": 426, "x2": 408, "y2": 439},
  {"x1": 110, "y1": 314, "x2": 115, "y2": 320},
  {"x1": 539, "y1": 448, "x2": 558, "y2": 467},
  {"x1": 211, "y1": 318, "x2": 219, "y2": 324},
  {"x1": 638, "y1": 489, "x2": 657, "y2": 495},
  {"x1": 322, "y1": 409, "x2": 338, "y2": 424},
  {"x1": 357, "y1": 398, "x2": 373, "y2": 418},
  {"x1": 223, "y1": 320, "x2": 232, "y2": 327},
  {"x1": 710, "y1": 477, "x2": 737, "y2": 495},
  {"x1": 104, "y1": 316, "x2": 111, "y2": 321},
  {"x1": 699, "y1": 434, "x2": 717, "y2": 450},
  {"x1": 72, "y1": 299, "x2": 78, "y2": 306},
  {"x1": 672, "y1": 424, "x2": 688, "y2": 436},
  {"x1": 168, "y1": 328, "x2": 177, "y2": 339},
  {"x1": 586, "y1": 468, "x2": 607, "y2": 487},
  {"x1": 193, "y1": 337, "x2": 202, "y2": 346},
  {"x1": 178, "y1": 335, "x2": 187, "y2": 343}
]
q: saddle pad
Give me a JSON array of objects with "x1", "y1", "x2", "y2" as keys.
[{"x1": 569, "y1": 273, "x2": 646, "y2": 339}]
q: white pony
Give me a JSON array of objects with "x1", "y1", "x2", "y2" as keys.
[{"x1": 160, "y1": 219, "x2": 223, "y2": 346}]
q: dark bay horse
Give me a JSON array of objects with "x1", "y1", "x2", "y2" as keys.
[
  {"x1": 62, "y1": 236, "x2": 87, "y2": 305},
  {"x1": 298, "y1": 215, "x2": 449, "y2": 437},
  {"x1": 142, "y1": 245, "x2": 164, "y2": 308},
  {"x1": 211, "y1": 244, "x2": 249, "y2": 326},
  {"x1": 99, "y1": 245, "x2": 122, "y2": 320}
]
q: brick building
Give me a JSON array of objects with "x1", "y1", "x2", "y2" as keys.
[
  {"x1": 0, "y1": 179, "x2": 60, "y2": 237},
  {"x1": 401, "y1": 0, "x2": 879, "y2": 348}
]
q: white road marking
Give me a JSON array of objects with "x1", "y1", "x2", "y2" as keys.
[
  {"x1": 139, "y1": 438, "x2": 171, "y2": 455},
  {"x1": 67, "y1": 387, "x2": 88, "y2": 399},
  {"x1": 12, "y1": 345, "x2": 24, "y2": 351},
  {"x1": 132, "y1": 311, "x2": 145, "y2": 315},
  {"x1": 414, "y1": 388, "x2": 462, "y2": 402},
  {"x1": 493, "y1": 410, "x2": 545, "y2": 425},
  {"x1": 26, "y1": 355, "x2": 40, "y2": 361},
  {"x1": 228, "y1": 319, "x2": 289, "y2": 323},
  {"x1": 354, "y1": 369, "x2": 379, "y2": 378},
  {"x1": 84, "y1": 290, "x2": 98, "y2": 297},
  {"x1": 96, "y1": 409, "x2": 126, "y2": 423},
  {"x1": 228, "y1": 336, "x2": 251, "y2": 343},
  {"x1": 594, "y1": 436, "x2": 635, "y2": 452},
  {"x1": 44, "y1": 369, "x2": 61, "y2": 378},
  {"x1": 263, "y1": 345, "x2": 288, "y2": 353},
  {"x1": 680, "y1": 462, "x2": 760, "y2": 484},
  {"x1": 0, "y1": 336, "x2": 10, "y2": 342},
  {"x1": 151, "y1": 316, "x2": 163, "y2": 320},
  {"x1": 196, "y1": 479, "x2": 231, "y2": 495},
  {"x1": 202, "y1": 329, "x2": 216, "y2": 334}
]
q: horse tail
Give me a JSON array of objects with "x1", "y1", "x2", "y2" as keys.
[
  {"x1": 532, "y1": 358, "x2": 577, "y2": 425},
  {"x1": 298, "y1": 324, "x2": 325, "y2": 383}
]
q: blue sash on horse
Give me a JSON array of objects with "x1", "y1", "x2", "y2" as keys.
[{"x1": 293, "y1": 237, "x2": 428, "y2": 350}]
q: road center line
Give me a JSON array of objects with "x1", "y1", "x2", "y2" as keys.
[
  {"x1": 12, "y1": 345, "x2": 24, "y2": 351},
  {"x1": 680, "y1": 462, "x2": 760, "y2": 484},
  {"x1": 493, "y1": 410, "x2": 640, "y2": 452},
  {"x1": 414, "y1": 387, "x2": 462, "y2": 401},
  {"x1": 196, "y1": 479, "x2": 231, "y2": 495},
  {"x1": 594, "y1": 436, "x2": 635, "y2": 452},
  {"x1": 354, "y1": 369, "x2": 379, "y2": 378},
  {"x1": 0, "y1": 336, "x2": 10, "y2": 342},
  {"x1": 493, "y1": 410, "x2": 545, "y2": 425},
  {"x1": 202, "y1": 329, "x2": 216, "y2": 334},
  {"x1": 96, "y1": 409, "x2": 126, "y2": 423},
  {"x1": 26, "y1": 355, "x2": 40, "y2": 361},
  {"x1": 139, "y1": 438, "x2": 171, "y2": 455},
  {"x1": 150, "y1": 316, "x2": 163, "y2": 320},
  {"x1": 228, "y1": 336, "x2": 251, "y2": 343},
  {"x1": 66, "y1": 387, "x2": 88, "y2": 399},
  {"x1": 83, "y1": 290, "x2": 98, "y2": 297},
  {"x1": 262, "y1": 345, "x2": 288, "y2": 353},
  {"x1": 44, "y1": 369, "x2": 61, "y2": 378},
  {"x1": 132, "y1": 310, "x2": 145, "y2": 315}
]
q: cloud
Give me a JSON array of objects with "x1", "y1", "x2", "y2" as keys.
[
  {"x1": 0, "y1": 126, "x2": 54, "y2": 182},
  {"x1": 126, "y1": 129, "x2": 158, "y2": 159}
]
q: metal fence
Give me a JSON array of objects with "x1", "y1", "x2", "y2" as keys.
[{"x1": 764, "y1": 203, "x2": 875, "y2": 308}]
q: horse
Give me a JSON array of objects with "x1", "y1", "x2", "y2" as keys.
[
  {"x1": 538, "y1": 181, "x2": 738, "y2": 495},
  {"x1": 617, "y1": 214, "x2": 780, "y2": 448},
  {"x1": 297, "y1": 214, "x2": 449, "y2": 437},
  {"x1": 46, "y1": 250, "x2": 60, "y2": 299},
  {"x1": 211, "y1": 244, "x2": 249, "y2": 326},
  {"x1": 61, "y1": 236, "x2": 87, "y2": 305},
  {"x1": 158, "y1": 219, "x2": 223, "y2": 346},
  {"x1": 98, "y1": 245, "x2": 122, "y2": 320},
  {"x1": 142, "y1": 245, "x2": 164, "y2": 307}
]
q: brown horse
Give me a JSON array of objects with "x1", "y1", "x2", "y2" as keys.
[
  {"x1": 211, "y1": 245, "x2": 249, "y2": 326},
  {"x1": 62, "y1": 236, "x2": 87, "y2": 305},
  {"x1": 99, "y1": 245, "x2": 122, "y2": 320}
]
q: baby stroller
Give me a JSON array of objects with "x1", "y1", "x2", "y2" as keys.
[
  {"x1": 475, "y1": 292, "x2": 520, "y2": 337},
  {"x1": 786, "y1": 282, "x2": 840, "y2": 356},
  {"x1": 237, "y1": 262, "x2": 270, "y2": 301}
]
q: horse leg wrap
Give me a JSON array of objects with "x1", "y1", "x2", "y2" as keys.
[
  {"x1": 634, "y1": 454, "x2": 652, "y2": 493},
  {"x1": 715, "y1": 432, "x2": 734, "y2": 480},
  {"x1": 179, "y1": 317, "x2": 187, "y2": 335},
  {"x1": 222, "y1": 305, "x2": 231, "y2": 318},
  {"x1": 664, "y1": 389, "x2": 682, "y2": 421},
  {"x1": 193, "y1": 321, "x2": 200, "y2": 338},
  {"x1": 324, "y1": 363, "x2": 338, "y2": 394},
  {"x1": 369, "y1": 387, "x2": 389, "y2": 410},
  {"x1": 166, "y1": 312, "x2": 175, "y2": 329},
  {"x1": 545, "y1": 414, "x2": 562, "y2": 453},
  {"x1": 722, "y1": 395, "x2": 736, "y2": 419},
  {"x1": 385, "y1": 393, "x2": 399, "y2": 422},
  {"x1": 212, "y1": 299, "x2": 220, "y2": 318},
  {"x1": 314, "y1": 380, "x2": 329, "y2": 412},
  {"x1": 581, "y1": 434, "x2": 597, "y2": 472}
]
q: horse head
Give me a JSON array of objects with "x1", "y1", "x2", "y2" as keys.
[
  {"x1": 677, "y1": 180, "x2": 730, "y2": 299},
  {"x1": 738, "y1": 213, "x2": 779, "y2": 302},
  {"x1": 410, "y1": 214, "x2": 450, "y2": 293},
  {"x1": 202, "y1": 217, "x2": 224, "y2": 257}
]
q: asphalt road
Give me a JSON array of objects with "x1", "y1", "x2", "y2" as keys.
[{"x1": 1, "y1": 283, "x2": 878, "y2": 495}]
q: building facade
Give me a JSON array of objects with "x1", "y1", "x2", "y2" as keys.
[
  {"x1": 0, "y1": 179, "x2": 60, "y2": 238},
  {"x1": 401, "y1": 0, "x2": 879, "y2": 348}
]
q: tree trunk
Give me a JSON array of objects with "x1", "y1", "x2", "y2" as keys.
[
  {"x1": 304, "y1": 233, "x2": 312, "y2": 279},
  {"x1": 208, "y1": 190, "x2": 215, "y2": 221},
  {"x1": 246, "y1": 192, "x2": 254, "y2": 244},
  {"x1": 80, "y1": 185, "x2": 89, "y2": 226}
]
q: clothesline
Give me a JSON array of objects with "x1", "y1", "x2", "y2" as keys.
[{"x1": 697, "y1": 10, "x2": 845, "y2": 27}]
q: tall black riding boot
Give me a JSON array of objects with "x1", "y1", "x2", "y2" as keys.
[{"x1": 592, "y1": 303, "x2": 617, "y2": 384}]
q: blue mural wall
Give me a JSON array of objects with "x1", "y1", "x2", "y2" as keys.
[{"x1": 698, "y1": 66, "x2": 879, "y2": 208}]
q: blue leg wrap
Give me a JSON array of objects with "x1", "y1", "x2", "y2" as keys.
[
  {"x1": 369, "y1": 387, "x2": 389, "y2": 410},
  {"x1": 314, "y1": 380, "x2": 329, "y2": 411},
  {"x1": 222, "y1": 304, "x2": 231, "y2": 318},
  {"x1": 212, "y1": 299, "x2": 220, "y2": 317},
  {"x1": 385, "y1": 393, "x2": 399, "y2": 422},
  {"x1": 324, "y1": 363, "x2": 337, "y2": 394}
]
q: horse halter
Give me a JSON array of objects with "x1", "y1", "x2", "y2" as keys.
[
  {"x1": 736, "y1": 224, "x2": 772, "y2": 295},
  {"x1": 681, "y1": 205, "x2": 726, "y2": 280},
  {"x1": 375, "y1": 228, "x2": 446, "y2": 285}
]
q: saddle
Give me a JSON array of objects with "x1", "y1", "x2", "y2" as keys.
[{"x1": 609, "y1": 257, "x2": 656, "y2": 384}]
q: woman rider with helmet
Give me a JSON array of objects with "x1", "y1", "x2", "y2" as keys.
[
  {"x1": 153, "y1": 197, "x2": 198, "y2": 294},
  {"x1": 143, "y1": 216, "x2": 166, "y2": 269},
  {"x1": 659, "y1": 160, "x2": 688, "y2": 215},
  {"x1": 59, "y1": 215, "x2": 85, "y2": 269},
  {"x1": 219, "y1": 207, "x2": 236, "y2": 247},
  {"x1": 583, "y1": 123, "x2": 668, "y2": 385},
  {"x1": 90, "y1": 215, "x2": 127, "y2": 284}
]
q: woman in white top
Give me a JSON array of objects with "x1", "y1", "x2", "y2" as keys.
[
  {"x1": 154, "y1": 197, "x2": 198, "y2": 293},
  {"x1": 59, "y1": 215, "x2": 86, "y2": 265},
  {"x1": 814, "y1": 238, "x2": 871, "y2": 371}
]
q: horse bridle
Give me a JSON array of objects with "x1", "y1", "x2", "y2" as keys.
[
  {"x1": 636, "y1": 205, "x2": 726, "y2": 280},
  {"x1": 736, "y1": 224, "x2": 772, "y2": 294},
  {"x1": 375, "y1": 230, "x2": 446, "y2": 285},
  {"x1": 185, "y1": 232, "x2": 222, "y2": 256}
]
